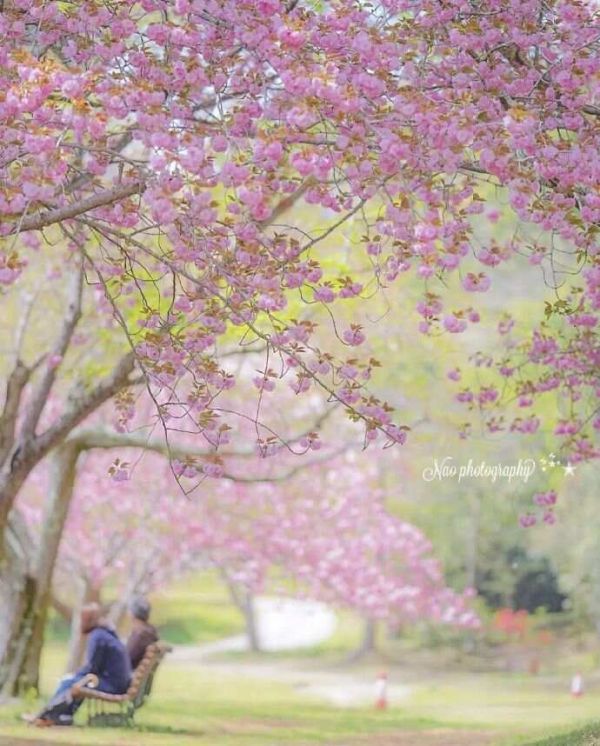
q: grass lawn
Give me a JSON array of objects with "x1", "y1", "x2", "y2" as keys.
[
  {"x1": 4, "y1": 571, "x2": 600, "y2": 745},
  {"x1": 2, "y1": 641, "x2": 600, "y2": 746},
  {"x1": 523, "y1": 724, "x2": 600, "y2": 745},
  {"x1": 0, "y1": 644, "x2": 446, "y2": 746}
]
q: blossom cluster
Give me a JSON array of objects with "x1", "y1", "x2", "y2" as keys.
[{"x1": 2, "y1": 0, "x2": 600, "y2": 457}]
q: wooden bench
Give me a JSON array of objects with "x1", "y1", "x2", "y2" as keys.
[{"x1": 71, "y1": 641, "x2": 172, "y2": 727}]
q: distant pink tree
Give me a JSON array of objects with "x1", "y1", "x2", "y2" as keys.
[
  {"x1": 20, "y1": 449, "x2": 477, "y2": 661},
  {"x1": 201, "y1": 461, "x2": 478, "y2": 630}
]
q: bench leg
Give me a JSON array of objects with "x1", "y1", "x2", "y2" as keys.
[{"x1": 86, "y1": 699, "x2": 134, "y2": 727}]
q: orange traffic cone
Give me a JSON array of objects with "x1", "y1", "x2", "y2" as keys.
[
  {"x1": 571, "y1": 672, "x2": 584, "y2": 698},
  {"x1": 374, "y1": 671, "x2": 388, "y2": 710}
]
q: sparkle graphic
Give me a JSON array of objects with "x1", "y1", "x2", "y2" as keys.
[{"x1": 538, "y1": 453, "x2": 565, "y2": 472}]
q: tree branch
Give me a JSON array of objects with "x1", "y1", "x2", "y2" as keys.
[
  {"x1": 66, "y1": 427, "x2": 347, "y2": 483},
  {"x1": 4, "y1": 509, "x2": 33, "y2": 572},
  {"x1": 216, "y1": 564, "x2": 246, "y2": 610},
  {"x1": 64, "y1": 133, "x2": 135, "y2": 195},
  {"x1": 19, "y1": 259, "x2": 84, "y2": 442},
  {"x1": 227, "y1": 446, "x2": 346, "y2": 483},
  {"x1": 50, "y1": 593, "x2": 73, "y2": 622},
  {"x1": 5, "y1": 182, "x2": 145, "y2": 235},
  {"x1": 257, "y1": 177, "x2": 316, "y2": 229},
  {"x1": 459, "y1": 161, "x2": 492, "y2": 176},
  {"x1": 32, "y1": 351, "x2": 137, "y2": 459},
  {"x1": 72, "y1": 427, "x2": 227, "y2": 459},
  {"x1": 13, "y1": 289, "x2": 39, "y2": 359},
  {"x1": 0, "y1": 360, "x2": 30, "y2": 468},
  {"x1": 583, "y1": 104, "x2": 600, "y2": 117}
]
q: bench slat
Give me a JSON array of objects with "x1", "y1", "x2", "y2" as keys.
[{"x1": 75, "y1": 642, "x2": 171, "y2": 705}]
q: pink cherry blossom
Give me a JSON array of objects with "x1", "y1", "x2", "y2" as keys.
[
  {"x1": 343, "y1": 326, "x2": 366, "y2": 346},
  {"x1": 462, "y1": 273, "x2": 491, "y2": 293},
  {"x1": 443, "y1": 315, "x2": 467, "y2": 334}
]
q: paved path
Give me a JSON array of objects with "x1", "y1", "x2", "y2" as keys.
[
  {"x1": 172, "y1": 639, "x2": 414, "y2": 706},
  {"x1": 170, "y1": 595, "x2": 413, "y2": 707}
]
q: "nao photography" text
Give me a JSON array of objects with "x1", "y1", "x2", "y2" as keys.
[{"x1": 422, "y1": 457, "x2": 536, "y2": 484}]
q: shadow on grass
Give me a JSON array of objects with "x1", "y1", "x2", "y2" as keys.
[
  {"x1": 0, "y1": 723, "x2": 207, "y2": 746},
  {"x1": 135, "y1": 722, "x2": 207, "y2": 737},
  {"x1": 0, "y1": 716, "x2": 207, "y2": 743}
]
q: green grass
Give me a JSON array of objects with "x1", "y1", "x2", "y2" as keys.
[
  {"x1": 0, "y1": 643, "x2": 442, "y2": 746},
  {"x1": 149, "y1": 571, "x2": 244, "y2": 644},
  {"x1": 523, "y1": 723, "x2": 600, "y2": 745},
  {"x1": 406, "y1": 675, "x2": 599, "y2": 733},
  {"x1": 7, "y1": 570, "x2": 600, "y2": 745},
  {"x1": 4, "y1": 640, "x2": 600, "y2": 745}
]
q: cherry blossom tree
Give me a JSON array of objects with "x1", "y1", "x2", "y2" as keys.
[
  {"x1": 0, "y1": 245, "x2": 152, "y2": 691},
  {"x1": 2, "y1": 0, "x2": 600, "y2": 694},
  {"x1": 11, "y1": 445, "x2": 476, "y2": 689},
  {"x1": 1, "y1": 390, "x2": 340, "y2": 694},
  {"x1": 3, "y1": 0, "x2": 600, "y2": 502},
  {"x1": 19, "y1": 452, "x2": 204, "y2": 678}
]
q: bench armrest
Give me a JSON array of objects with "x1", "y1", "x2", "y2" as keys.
[{"x1": 71, "y1": 673, "x2": 99, "y2": 698}]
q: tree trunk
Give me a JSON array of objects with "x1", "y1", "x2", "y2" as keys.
[
  {"x1": 0, "y1": 574, "x2": 38, "y2": 697},
  {"x1": 217, "y1": 566, "x2": 262, "y2": 652},
  {"x1": 0, "y1": 459, "x2": 35, "y2": 566},
  {"x1": 107, "y1": 595, "x2": 130, "y2": 632},
  {"x1": 0, "y1": 510, "x2": 35, "y2": 696},
  {"x1": 242, "y1": 592, "x2": 261, "y2": 653},
  {"x1": 0, "y1": 520, "x2": 27, "y2": 661},
  {"x1": 65, "y1": 579, "x2": 100, "y2": 674},
  {"x1": 0, "y1": 352, "x2": 136, "y2": 690},
  {"x1": 0, "y1": 468, "x2": 41, "y2": 695},
  {"x1": 361, "y1": 618, "x2": 377, "y2": 653},
  {"x1": 347, "y1": 618, "x2": 377, "y2": 662},
  {"x1": 0, "y1": 443, "x2": 80, "y2": 695},
  {"x1": 106, "y1": 557, "x2": 153, "y2": 632}
]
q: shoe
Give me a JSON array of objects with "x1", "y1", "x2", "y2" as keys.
[
  {"x1": 56, "y1": 714, "x2": 74, "y2": 726},
  {"x1": 32, "y1": 717, "x2": 55, "y2": 728}
]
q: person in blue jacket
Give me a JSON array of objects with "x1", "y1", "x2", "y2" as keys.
[{"x1": 30, "y1": 603, "x2": 131, "y2": 727}]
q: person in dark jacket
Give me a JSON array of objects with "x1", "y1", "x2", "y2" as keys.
[
  {"x1": 29, "y1": 603, "x2": 131, "y2": 727},
  {"x1": 126, "y1": 596, "x2": 159, "y2": 669}
]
